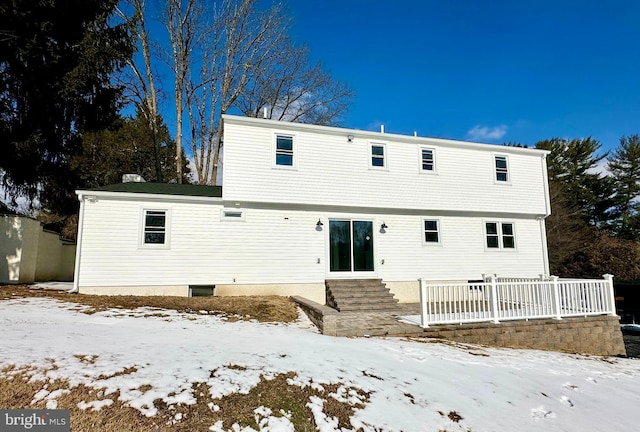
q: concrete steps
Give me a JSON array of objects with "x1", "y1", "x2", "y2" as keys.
[{"x1": 325, "y1": 279, "x2": 399, "y2": 312}]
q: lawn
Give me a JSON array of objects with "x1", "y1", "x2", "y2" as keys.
[{"x1": 1, "y1": 285, "x2": 639, "y2": 431}]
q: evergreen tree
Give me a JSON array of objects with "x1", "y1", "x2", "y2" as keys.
[
  {"x1": 535, "y1": 137, "x2": 611, "y2": 227},
  {"x1": 72, "y1": 111, "x2": 191, "y2": 187},
  {"x1": 0, "y1": 0, "x2": 133, "y2": 214},
  {"x1": 608, "y1": 134, "x2": 640, "y2": 240}
]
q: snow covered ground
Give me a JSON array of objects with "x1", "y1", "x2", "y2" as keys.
[{"x1": 1, "y1": 296, "x2": 639, "y2": 431}]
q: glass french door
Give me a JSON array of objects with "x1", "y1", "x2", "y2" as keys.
[{"x1": 329, "y1": 220, "x2": 374, "y2": 273}]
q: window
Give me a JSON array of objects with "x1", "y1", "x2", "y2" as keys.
[
  {"x1": 421, "y1": 148, "x2": 435, "y2": 172},
  {"x1": 371, "y1": 144, "x2": 385, "y2": 168},
  {"x1": 495, "y1": 155, "x2": 509, "y2": 182},
  {"x1": 502, "y1": 223, "x2": 515, "y2": 248},
  {"x1": 485, "y1": 222, "x2": 515, "y2": 249},
  {"x1": 143, "y1": 210, "x2": 167, "y2": 245},
  {"x1": 275, "y1": 135, "x2": 294, "y2": 166},
  {"x1": 221, "y1": 208, "x2": 245, "y2": 221},
  {"x1": 423, "y1": 219, "x2": 440, "y2": 244}
]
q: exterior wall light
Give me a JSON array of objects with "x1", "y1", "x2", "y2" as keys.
[
  {"x1": 381, "y1": 222, "x2": 388, "y2": 230},
  {"x1": 347, "y1": 135, "x2": 354, "y2": 142},
  {"x1": 316, "y1": 219, "x2": 323, "y2": 227}
]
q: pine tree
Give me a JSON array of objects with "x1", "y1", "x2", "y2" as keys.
[
  {"x1": 535, "y1": 137, "x2": 612, "y2": 227},
  {"x1": 0, "y1": 0, "x2": 133, "y2": 214},
  {"x1": 608, "y1": 134, "x2": 640, "y2": 240}
]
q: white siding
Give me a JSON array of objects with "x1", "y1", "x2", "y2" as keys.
[
  {"x1": 78, "y1": 197, "x2": 545, "y2": 289},
  {"x1": 78, "y1": 198, "x2": 325, "y2": 287},
  {"x1": 222, "y1": 117, "x2": 548, "y2": 215},
  {"x1": 79, "y1": 198, "x2": 219, "y2": 286},
  {"x1": 375, "y1": 214, "x2": 545, "y2": 281}
]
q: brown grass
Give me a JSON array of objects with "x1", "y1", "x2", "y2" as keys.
[
  {"x1": 0, "y1": 285, "x2": 299, "y2": 323},
  {"x1": 0, "y1": 368, "x2": 369, "y2": 432}
]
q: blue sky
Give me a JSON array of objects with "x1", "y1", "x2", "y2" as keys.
[{"x1": 284, "y1": 0, "x2": 640, "y2": 152}]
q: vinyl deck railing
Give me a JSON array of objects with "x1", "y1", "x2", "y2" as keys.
[{"x1": 418, "y1": 275, "x2": 616, "y2": 328}]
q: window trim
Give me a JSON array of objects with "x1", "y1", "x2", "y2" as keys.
[
  {"x1": 484, "y1": 221, "x2": 516, "y2": 250},
  {"x1": 419, "y1": 147, "x2": 437, "y2": 174},
  {"x1": 273, "y1": 133, "x2": 296, "y2": 168},
  {"x1": 493, "y1": 153, "x2": 510, "y2": 184},
  {"x1": 422, "y1": 218, "x2": 442, "y2": 245},
  {"x1": 369, "y1": 142, "x2": 387, "y2": 169},
  {"x1": 140, "y1": 208, "x2": 171, "y2": 249},
  {"x1": 221, "y1": 208, "x2": 246, "y2": 221}
]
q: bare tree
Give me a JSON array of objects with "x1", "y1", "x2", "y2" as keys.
[
  {"x1": 164, "y1": 0, "x2": 206, "y2": 184},
  {"x1": 117, "y1": 0, "x2": 163, "y2": 182},
  {"x1": 121, "y1": 0, "x2": 353, "y2": 185},
  {"x1": 236, "y1": 41, "x2": 354, "y2": 126}
]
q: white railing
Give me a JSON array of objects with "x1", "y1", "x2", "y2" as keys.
[{"x1": 418, "y1": 274, "x2": 616, "y2": 328}]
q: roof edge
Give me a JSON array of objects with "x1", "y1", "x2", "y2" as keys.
[{"x1": 222, "y1": 114, "x2": 550, "y2": 156}]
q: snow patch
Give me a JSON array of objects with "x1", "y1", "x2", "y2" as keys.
[
  {"x1": 77, "y1": 399, "x2": 114, "y2": 411},
  {"x1": 1, "y1": 297, "x2": 639, "y2": 432}
]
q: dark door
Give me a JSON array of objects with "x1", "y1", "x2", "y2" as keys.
[{"x1": 329, "y1": 220, "x2": 374, "y2": 272}]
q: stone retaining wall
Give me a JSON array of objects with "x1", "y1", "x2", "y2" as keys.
[
  {"x1": 292, "y1": 296, "x2": 338, "y2": 336},
  {"x1": 419, "y1": 315, "x2": 626, "y2": 356},
  {"x1": 292, "y1": 296, "x2": 626, "y2": 356}
]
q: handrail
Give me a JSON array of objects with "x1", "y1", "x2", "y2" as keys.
[{"x1": 418, "y1": 274, "x2": 615, "y2": 328}]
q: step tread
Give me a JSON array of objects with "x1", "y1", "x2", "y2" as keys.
[
  {"x1": 325, "y1": 279, "x2": 399, "y2": 312},
  {"x1": 335, "y1": 299, "x2": 399, "y2": 306}
]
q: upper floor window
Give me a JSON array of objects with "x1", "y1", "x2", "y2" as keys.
[
  {"x1": 421, "y1": 148, "x2": 435, "y2": 172},
  {"x1": 485, "y1": 222, "x2": 515, "y2": 249},
  {"x1": 143, "y1": 210, "x2": 167, "y2": 245},
  {"x1": 423, "y1": 219, "x2": 440, "y2": 244},
  {"x1": 275, "y1": 135, "x2": 294, "y2": 166},
  {"x1": 370, "y1": 144, "x2": 386, "y2": 168},
  {"x1": 495, "y1": 155, "x2": 509, "y2": 182}
]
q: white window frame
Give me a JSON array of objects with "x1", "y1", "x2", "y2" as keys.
[
  {"x1": 419, "y1": 147, "x2": 437, "y2": 173},
  {"x1": 369, "y1": 142, "x2": 387, "y2": 169},
  {"x1": 140, "y1": 208, "x2": 171, "y2": 249},
  {"x1": 493, "y1": 154, "x2": 510, "y2": 183},
  {"x1": 274, "y1": 133, "x2": 296, "y2": 168},
  {"x1": 484, "y1": 221, "x2": 516, "y2": 250},
  {"x1": 422, "y1": 218, "x2": 441, "y2": 245},
  {"x1": 221, "y1": 208, "x2": 245, "y2": 221}
]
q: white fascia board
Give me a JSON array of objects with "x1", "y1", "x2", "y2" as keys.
[
  {"x1": 75, "y1": 190, "x2": 223, "y2": 204},
  {"x1": 222, "y1": 199, "x2": 549, "y2": 219},
  {"x1": 222, "y1": 114, "x2": 550, "y2": 157}
]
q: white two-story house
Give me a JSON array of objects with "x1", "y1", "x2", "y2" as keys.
[{"x1": 73, "y1": 114, "x2": 551, "y2": 303}]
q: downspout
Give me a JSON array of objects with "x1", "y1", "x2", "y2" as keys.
[
  {"x1": 538, "y1": 217, "x2": 550, "y2": 277},
  {"x1": 540, "y1": 153, "x2": 551, "y2": 277},
  {"x1": 70, "y1": 193, "x2": 86, "y2": 293}
]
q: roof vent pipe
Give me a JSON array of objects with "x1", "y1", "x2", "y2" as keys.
[
  {"x1": 414, "y1": 131, "x2": 417, "y2": 137},
  {"x1": 263, "y1": 107, "x2": 268, "y2": 119},
  {"x1": 380, "y1": 124, "x2": 384, "y2": 133}
]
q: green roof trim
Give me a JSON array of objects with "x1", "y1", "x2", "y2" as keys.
[{"x1": 91, "y1": 182, "x2": 222, "y2": 198}]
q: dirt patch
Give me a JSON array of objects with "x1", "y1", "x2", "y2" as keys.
[
  {"x1": 0, "y1": 285, "x2": 299, "y2": 323},
  {"x1": 0, "y1": 369, "x2": 369, "y2": 432}
]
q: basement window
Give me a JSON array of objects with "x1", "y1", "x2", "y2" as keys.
[{"x1": 189, "y1": 285, "x2": 215, "y2": 297}]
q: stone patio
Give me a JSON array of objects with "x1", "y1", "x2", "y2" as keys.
[
  {"x1": 291, "y1": 296, "x2": 627, "y2": 356},
  {"x1": 292, "y1": 296, "x2": 425, "y2": 337}
]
